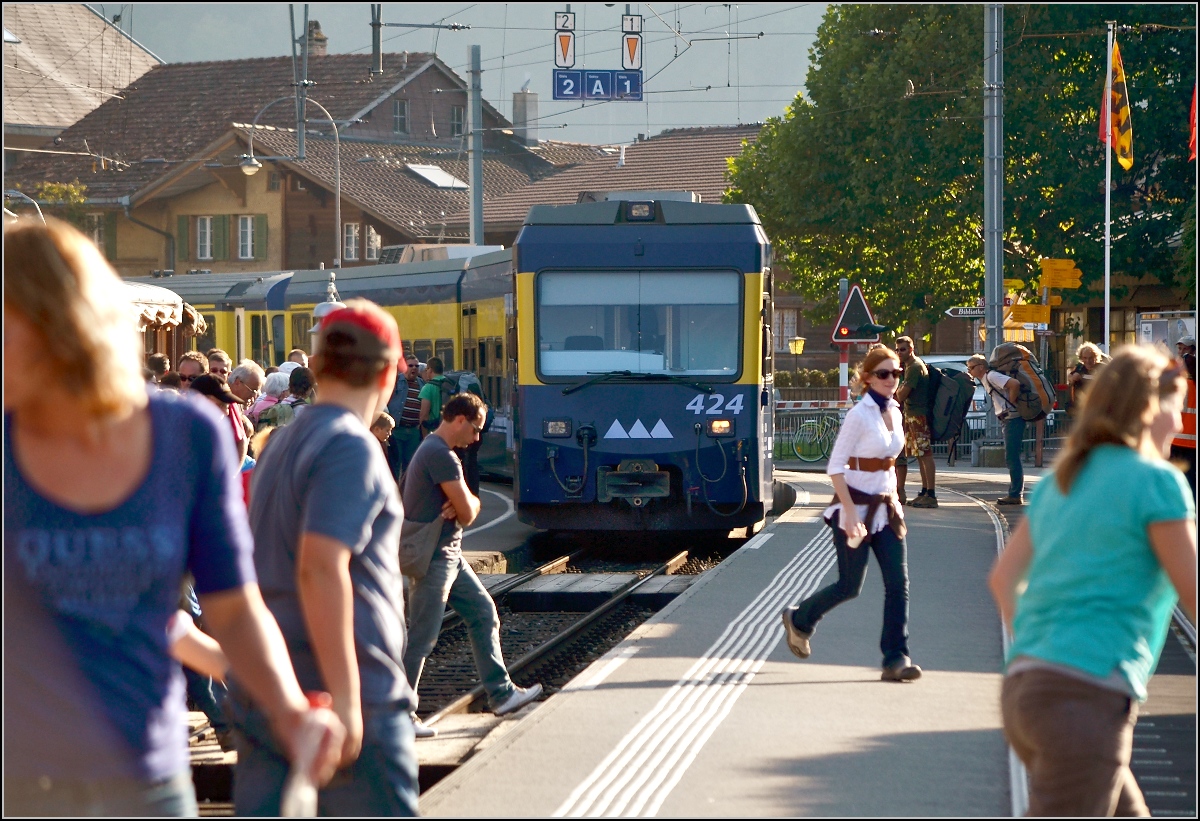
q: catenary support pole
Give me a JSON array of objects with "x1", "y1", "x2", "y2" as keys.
[
  {"x1": 468, "y1": 45, "x2": 485, "y2": 245},
  {"x1": 983, "y1": 4, "x2": 1004, "y2": 357}
]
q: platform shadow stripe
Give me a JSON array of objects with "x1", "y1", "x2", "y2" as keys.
[
  {"x1": 555, "y1": 529, "x2": 835, "y2": 817},
  {"x1": 604, "y1": 549, "x2": 836, "y2": 818}
]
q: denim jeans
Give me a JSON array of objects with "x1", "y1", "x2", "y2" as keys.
[
  {"x1": 232, "y1": 701, "x2": 418, "y2": 817},
  {"x1": 182, "y1": 585, "x2": 231, "y2": 732},
  {"x1": 1003, "y1": 415, "x2": 1027, "y2": 499},
  {"x1": 791, "y1": 514, "x2": 912, "y2": 667},
  {"x1": 404, "y1": 545, "x2": 514, "y2": 711},
  {"x1": 4, "y1": 771, "x2": 197, "y2": 817},
  {"x1": 391, "y1": 426, "x2": 422, "y2": 480}
]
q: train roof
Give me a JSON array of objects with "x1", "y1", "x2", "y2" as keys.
[
  {"x1": 124, "y1": 271, "x2": 292, "y2": 308},
  {"x1": 286, "y1": 249, "x2": 512, "y2": 306},
  {"x1": 523, "y1": 200, "x2": 761, "y2": 226}
]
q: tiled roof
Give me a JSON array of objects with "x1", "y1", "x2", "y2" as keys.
[
  {"x1": 3, "y1": 4, "x2": 161, "y2": 131},
  {"x1": 526, "y1": 140, "x2": 616, "y2": 169},
  {"x1": 447, "y1": 125, "x2": 761, "y2": 228},
  {"x1": 4, "y1": 51, "x2": 500, "y2": 202},
  {"x1": 243, "y1": 127, "x2": 543, "y2": 241}
]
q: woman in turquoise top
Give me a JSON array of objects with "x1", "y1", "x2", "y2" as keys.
[{"x1": 989, "y1": 345, "x2": 1196, "y2": 817}]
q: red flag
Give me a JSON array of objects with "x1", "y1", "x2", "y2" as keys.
[
  {"x1": 1099, "y1": 41, "x2": 1134, "y2": 171},
  {"x1": 1190, "y1": 85, "x2": 1196, "y2": 162}
]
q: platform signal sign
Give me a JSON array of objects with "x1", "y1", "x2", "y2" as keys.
[
  {"x1": 555, "y1": 30, "x2": 576, "y2": 68},
  {"x1": 622, "y1": 33, "x2": 643, "y2": 70},
  {"x1": 831, "y1": 284, "x2": 886, "y2": 343}
]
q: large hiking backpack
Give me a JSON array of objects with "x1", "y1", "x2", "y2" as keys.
[
  {"x1": 924, "y1": 366, "x2": 976, "y2": 442},
  {"x1": 988, "y1": 343, "x2": 1055, "y2": 421}
]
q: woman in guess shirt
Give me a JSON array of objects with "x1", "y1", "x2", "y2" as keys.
[{"x1": 781, "y1": 345, "x2": 922, "y2": 682}]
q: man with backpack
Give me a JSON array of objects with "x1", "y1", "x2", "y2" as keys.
[
  {"x1": 894, "y1": 336, "x2": 938, "y2": 508},
  {"x1": 968, "y1": 354, "x2": 1025, "y2": 505},
  {"x1": 418, "y1": 357, "x2": 451, "y2": 434}
]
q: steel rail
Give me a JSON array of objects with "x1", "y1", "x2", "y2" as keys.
[
  {"x1": 425, "y1": 550, "x2": 689, "y2": 725},
  {"x1": 438, "y1": 549, "x2": 588, "y2": 633}
]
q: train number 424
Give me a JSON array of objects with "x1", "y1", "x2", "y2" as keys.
[{"x1": 685, "y1": 393, "x2": 744, "y2": 415}]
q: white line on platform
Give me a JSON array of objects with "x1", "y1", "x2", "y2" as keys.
[
  {"x1": 741, "y1": 532, "x2": 775, "y2": 550},
  {"x1": 942, "y1": 487, "x2": 1029, "y2": 819},
  {"x1": 562, "y1": 646, "x2": 641, "y2": 693},
  {"x1": 462, "y1": 488, "x2": 515, "y2": 538},
  {"x1": 554, "y1": 528, "x2": 836, "y2": 817}
]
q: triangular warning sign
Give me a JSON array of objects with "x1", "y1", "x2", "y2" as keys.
[
  {"x1": 604, "y1": 419, "x2": 629, "y2": 439},
  {"x1": 559, "y1": 34, "x2": 571, "y2": 61},
  {"x1": 628, "y1": 419, "x2": 652, "y2": 439},
  {"x1": 626, "y1": 36, "x2": 638, "y2": 63},
  {"x1": 830, "y1": 284, "x2": 880, "y2": 343}
]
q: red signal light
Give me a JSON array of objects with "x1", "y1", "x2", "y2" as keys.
[{"x1": 838, "y1": 327, "x2": 849, "y2": 336}]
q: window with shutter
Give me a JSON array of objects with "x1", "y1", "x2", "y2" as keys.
[
  {"x1": 213, "y1": 215, "x2": 229, "y2": 260},
  {"x1": 177, "y1": 215, "x2": 190, "y2": 262},
  {"x1": 254, "y1": 214, "x2": 268, "y2": 260}
]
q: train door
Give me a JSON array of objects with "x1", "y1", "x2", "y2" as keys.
[
  {"x1": 234, "y1": 307, "x2": 246, "y2": 362},
  {"x1": 271, "y1": 314, "x2": 286, "y2": 366},
  {"x1": 461, "y1": 303, "x2": 478, "y2": 372},
  {"x1": 760, "y1": 268, "x2": 775, "y2": 498},
  {"x1": 249, "y1": 312, "x2": 270, "y2": 367}
]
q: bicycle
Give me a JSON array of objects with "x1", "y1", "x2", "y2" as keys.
[{"x1": 791, "y1": 411, "x2": 841, "y2": 462}]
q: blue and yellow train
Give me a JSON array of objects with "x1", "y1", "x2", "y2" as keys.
[
  {"x1": 132, "y1": 197, "x2": 777, "y2": 533},
  {"x1": 511, "y1": 198, "x2": 776, "y2": 531}
]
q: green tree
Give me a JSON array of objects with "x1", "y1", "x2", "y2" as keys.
[
  {"x1": 6, "y1": 180, "x2": 91, "y2": 229},
  {"x1": 728, "y1": 5, "x2": 1196, "y2": 328}
]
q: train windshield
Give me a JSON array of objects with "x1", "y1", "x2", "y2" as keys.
[{"x1": 537, "y1": 270, "x2": 741, "y2": 378}]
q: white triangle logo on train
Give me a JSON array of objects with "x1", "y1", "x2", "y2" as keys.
[
  {"x1": 604, "y1": 419, "x2": 629, "y2": 439},
  {"x1": 604, "y1": 419, "x2": 674, "y2": 439},
  {"x1": 628, "y1": 419, "x2": 652, "y2": 438}
]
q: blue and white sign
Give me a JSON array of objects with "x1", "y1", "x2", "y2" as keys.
[
  {"x1": 553, "y1": 69, "x2": 583, "y2": 100},
  {"x1": 584, "y1": 71, "x2": 613, "y2": 100},
  {"x1": 614, "y1": 71, "x2": 642, "y2": 100},
  {"x1": 554, "y1": 70, "x2": 643, "y2": 101}
]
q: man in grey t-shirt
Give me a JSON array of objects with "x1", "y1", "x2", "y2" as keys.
[
  {"x1": 236, "y1": 301, "x2": 418, "y2": 816},
  {"x1": 402, "y1": 392, "x2": 542, "y2": 738}
]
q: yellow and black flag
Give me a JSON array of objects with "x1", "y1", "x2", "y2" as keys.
[{"x1": 1100, "y1": 41, "x2": 1134, "y2": 171}]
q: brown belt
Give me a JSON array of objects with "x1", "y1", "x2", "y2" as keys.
[{"x1": 846, "y1": 456, "x2": 895, "y2": 472}]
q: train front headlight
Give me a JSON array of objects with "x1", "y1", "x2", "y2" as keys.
[
  {"x1": 543, "y1": 419, "x2": 573, "y2": 438},
  {"x1": 707, "y1": 418, "x2": 734, "y2": 438}
]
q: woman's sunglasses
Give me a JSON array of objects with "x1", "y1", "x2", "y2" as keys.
[
  {"x1": 179, "y1": 374, "x2": 197, "y2": 382},
  {"x1": 872, "y1": 369, "x2": 904, "y2": 380}
]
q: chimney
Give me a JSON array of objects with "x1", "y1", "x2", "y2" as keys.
[
  {"x1": 307, "y1": 21, "x2": 328, "y2": 57},
  {"x1": 370, "y1": 5, "x2": 382, "y2": 75},
  {"x1": 617, "y1": 145, "x2": 625, "y2": 167},
  {"x1": 512, "y1": 87, "x2": 538, "y2": 147}
]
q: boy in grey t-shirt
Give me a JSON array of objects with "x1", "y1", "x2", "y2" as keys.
[{"x1": 401, "y1": 393, "x2": 542, "y2": 738}]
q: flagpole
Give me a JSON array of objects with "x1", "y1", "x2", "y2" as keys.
[{"x1": 1103, "y1": 21, "x2": 1114, "y2": 355}]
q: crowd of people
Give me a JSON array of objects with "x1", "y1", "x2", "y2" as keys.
[{"x1": 4, "y1": 216, "x2": 537, "y2": 816}]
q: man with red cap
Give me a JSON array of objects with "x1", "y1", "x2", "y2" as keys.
[{"x1": 232, "y1": 299, "x2": 418, "y2": 815}]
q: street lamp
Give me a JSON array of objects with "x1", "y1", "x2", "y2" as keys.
[{"x1": 241, "y1": 95, "x2": 343, "y2": 268}]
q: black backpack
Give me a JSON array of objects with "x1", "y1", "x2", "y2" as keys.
[{"x1": 924, "y1": 366, "x2": 975, "y2": 442}]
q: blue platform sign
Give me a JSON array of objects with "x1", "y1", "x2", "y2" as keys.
[
  {"x1": 553, "y1": 70, "x2": 582, "y2": 100},
  {"x1": 553, "y1": 70, "x2": 643, "y2": 101},
  {"x1": 584, "y1": 71, "x2": 613, "y2": 100},
  {"x1": 614, "y1": 71, "x2": 643, "y2": 100}
]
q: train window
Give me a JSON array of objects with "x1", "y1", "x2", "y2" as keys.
[
  {"x1": 195, "y1": 315, "x2": 217, "y2": 354},
  {"x1": 291, "y1": 315, "x2": 312, "y2": 354},
  {"x1": 251, "y1": 315, "x2": 267, "y2": 365},
  {"x1": 478, "y1": 341, "x2": 487, "y2": 370},
  {"x1": 272, "y1": 315, "x2": 286, "y2": 365},
  {"x1": 413, "y1": 340, "x2": 434, "y2": 364},
  {"x1": 435, "y1": 339, "x2": 455, "y2": 369},
  {"x1": 537, "y1": 271, "x2": 741, "y2": 378}
]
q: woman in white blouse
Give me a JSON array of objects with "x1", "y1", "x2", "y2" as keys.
[{"x1": 782, "y1": 345, "x2": 922, "y2": 682}]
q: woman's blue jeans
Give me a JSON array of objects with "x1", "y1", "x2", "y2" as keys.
[{"x1": 791, "y1": 514, "x2": 912, "y2": 667}]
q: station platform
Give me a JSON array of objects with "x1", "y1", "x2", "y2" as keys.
[{"x1": 421, "y1": 474, "x2": 1020, "y2": 817}]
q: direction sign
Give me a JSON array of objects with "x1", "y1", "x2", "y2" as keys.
[
  {"x1": 1009, "y1": 304, "x2": 1051, "y2": 324},
  {"x1": 553, "y1": 70, "x2": 583, "y2": 100},
  {"x1": 554, "y1": 30, "x2": 576, "y2": 67},
  {"x1": 622, "y1": 33, "x2": 643, "y2": 69},
  {"x1": 1048, "y1": 295, "x2": 1063, "y2": 307},
  {"x1": 831, "y1": 284, "x2": 883, "y2": 343},
  {"x1": 1003, "y1": 278, "x2": 1026, "y2": 289},
  {"x1": 584, "y1": 70, "x2": 613, "y2": 99},
  {"x1": 945, "y1": 306, "x2": 986, "y2": 319},
  {"x1": 1043, "y1": 270, "x2": 1082, "y2": 289}
]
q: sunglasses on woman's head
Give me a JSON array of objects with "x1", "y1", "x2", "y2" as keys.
[{"x1": 872, "y1": 369, "x2": 904, "y2": 380}]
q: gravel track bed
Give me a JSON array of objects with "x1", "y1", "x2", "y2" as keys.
[{"x1": 415, "y1": 602, "x2": 658, "y2": 717}]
